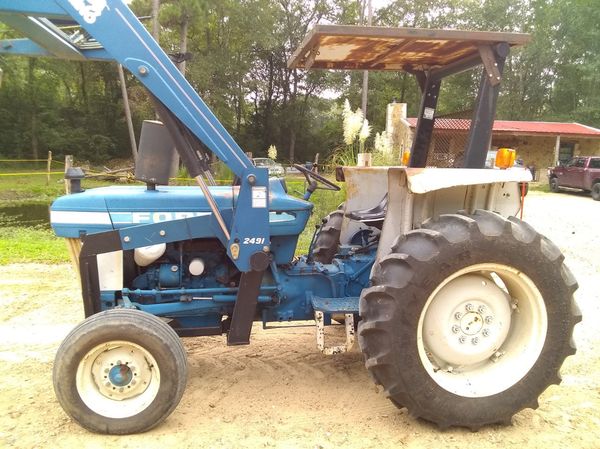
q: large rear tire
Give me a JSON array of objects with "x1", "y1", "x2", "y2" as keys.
[
  {"x1": 53, "y1": 309, "x2": 188, "y2": 434},
  {"x1": 358, "y1": 210, "x2": 580, "y2": 429}
]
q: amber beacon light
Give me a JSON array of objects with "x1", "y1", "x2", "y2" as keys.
[{"x1": 495, "y1": 147, "x2": 516, "y2": 169}]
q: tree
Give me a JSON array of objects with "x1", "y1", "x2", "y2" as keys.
[
  {"x1": 548, "y1": 0, "x2": 600, "y2": 127},
  {"x1": 160, "y1": 0, "x2": 205, "y2": 75}
]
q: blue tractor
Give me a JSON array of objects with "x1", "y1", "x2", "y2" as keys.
[{"x1": 0, "y1": 1, "x2": 581, "y2": 434}]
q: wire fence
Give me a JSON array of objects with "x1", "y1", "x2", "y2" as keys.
[
  {"x1": 0, "y1": 154, "x2": 311, "y2": 189},
  {"x1": 0, "y1": 152, "x2": 64, "y2": 183}
]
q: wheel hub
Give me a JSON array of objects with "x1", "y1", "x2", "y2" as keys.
[
  {"x1": 86, "y1": 344, "x2": 154, "y2": 401},
  {"x1": 460, "y1": 311, "x2": 483, "y2": 335},
  {"x1": 108, "y1": 363, "x2": 133, "y2": 387},
  {"x1": 417, "y1": 263, "x2": 549, "y2": 398},
  {"x1": 422, "y1": 274, "x2": 512, "y2": 367}
]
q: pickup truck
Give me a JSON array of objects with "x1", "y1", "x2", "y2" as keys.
[{"x1": 548, "y1": 156, "x2": 600, "y2": 201}]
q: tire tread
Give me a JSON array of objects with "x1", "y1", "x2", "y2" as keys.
[
  {"x1": 358, "y1": 210, "x2": 580, "y2": 429},
  {"x1": 53, "y1": 309, "x2": 188, "y2": 435}
]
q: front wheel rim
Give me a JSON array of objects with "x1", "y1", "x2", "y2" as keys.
[
  {"x1": 417, "y1": 263, "x2": 548, "y2": 398},
  {"x1": 75, "y1": 340, "x2": 161, "y2": 418}
]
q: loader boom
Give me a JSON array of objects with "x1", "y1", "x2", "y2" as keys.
[
  {"x1": 0, "y1": 0, "x2": 270, "y2": 273},
  {"x1": 0, "y1": 0, "x2": 252, "y2": 176}
]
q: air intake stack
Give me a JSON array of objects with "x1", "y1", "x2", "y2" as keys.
[{"x1": 134, "y1": 120, "x2": 178, "y2": 189}]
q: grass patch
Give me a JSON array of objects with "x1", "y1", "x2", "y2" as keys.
[
  {"x1": 290, "y1": 181, "x2": 346, "y2": 255},
  {"x1": 0, "y1": 225, "x2": 69, "y2": 264},
  {"x1": 0, "y1": 173, "x2": 66, "y2": 203},
  {"x1": 529, "y1": 182, "x2": 550, "y2": 193},
  {"x1": 0, "y1": 169, "x2": 114, "y2": 264},
  {"x1": 0, "y1": 171, "x2": 114, "y2": 205}
]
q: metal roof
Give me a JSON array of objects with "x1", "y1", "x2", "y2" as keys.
[
  {"x1": 405, "y1": 118, "x2": 600, "y2": 137},
  {"x1": 288, "y1": 25, "x2": 530, "y2": 71}
]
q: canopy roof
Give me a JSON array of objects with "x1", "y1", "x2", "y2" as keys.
[{"x1": 288, "y1": 25, "x2": 530, "y2": 71}]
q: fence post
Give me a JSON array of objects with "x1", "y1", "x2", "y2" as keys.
[
  {"x1": 64, "y1": 155, "x2": 73, "y2": 194},
  {"x1": 46, "y1": 150, "x2": 52, "y2": 186}
]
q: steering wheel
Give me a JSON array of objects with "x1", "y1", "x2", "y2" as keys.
[{"x1": 293, "y1": 164, "x2": 340, "y2": 191}]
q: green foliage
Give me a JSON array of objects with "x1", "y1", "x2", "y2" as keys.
[
  {"x1": 293, "y1": 183, "x2": 346, "y2": 255},
  {"x1": 213, "y1": 160, "x2": 234, "y2": 183},
  {"x1": 0, "y1": 57, "x2": 131, "y2": 162},
  {"x1": 328, "y1": 145, "x2": 358, "y2": 167},
  {"x1": 547, "y1": 0, "x2": 600, "y2": 127},
  {"x1": 371, "y1": 149, "x2": 398, "y2": 167}
]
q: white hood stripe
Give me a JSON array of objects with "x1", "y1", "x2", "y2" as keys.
[{"x1": 50, "y1": 211, "x2": 112, "y2": 225}]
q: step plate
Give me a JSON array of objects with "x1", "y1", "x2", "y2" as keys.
[{"x1": 311, "y1": 296, "x2": 359, "y2": 314}]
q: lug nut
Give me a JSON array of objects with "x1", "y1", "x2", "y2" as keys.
[
  {"x1": 452, "y1": 325, "x2": 460, "y2": 334},
  {"x1": 458, "y1": 336, "x2": 466, "y2": 344},
  {"x1": 492, "y1": 351, "x2": 504, "y2": 362},
  {"x1": 471, "y1": 337, "x2": 479, "y2": 345},
  {"x1": 465, "y1": 303, "x2": 474, "y2": 312},
  {"x1": 454, "y1": 312, "x2": 462, "y2": 320},
  {"x1": 478, "y1": 305, "x2": 486, "y2": 314},
  {"x1": 482, "y1": 329, "x2": 489, "y2": 337},
  {"x1": 485, "y1": 316, "x2": 493, "y2": 324}
]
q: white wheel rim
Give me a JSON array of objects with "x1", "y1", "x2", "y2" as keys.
[
  {"x1": 76, "y1": 340, "x2": 161, "y2": 418},
  {"x1": 417, "y1": 263, "x2": 548, "y2": 398}
]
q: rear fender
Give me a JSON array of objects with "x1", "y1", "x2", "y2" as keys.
[{"x1": 341, "y1": 167, "x2": 531, "y2": 262}]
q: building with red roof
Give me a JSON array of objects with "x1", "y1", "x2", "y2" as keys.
[
  {"x1": 405, "y1": 118, "x2": 600, "y2": 140},
  {"x1": 386, "y1": 103, "x2": 600, "y2": 182}
]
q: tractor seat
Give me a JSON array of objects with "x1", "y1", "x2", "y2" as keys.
[{"x1": 345, "y1": 193, "x2": 388, "y2": 229}]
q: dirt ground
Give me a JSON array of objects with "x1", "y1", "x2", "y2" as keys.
[{"x1": 1, "y1": 190, "x2": 599, "y2": 449}]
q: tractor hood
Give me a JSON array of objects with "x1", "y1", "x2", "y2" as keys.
[{"x1": 50, "y1": 178, "x2": 312, "y2": 239}]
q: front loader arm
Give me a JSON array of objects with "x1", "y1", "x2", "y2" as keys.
[
  {"x1": 0, "y1": 0, "x2": 251, "y2": 176},
  {"x1": 0, "y1": 0, "x2": 271, "y2": 274}
]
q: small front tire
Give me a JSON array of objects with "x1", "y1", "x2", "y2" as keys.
[
  {"x1": 53, "y1": 309, "x2": 187, "y2": 434},
  {"x1": 549, "y1": 177, "x2": 560, "y2": 192}
]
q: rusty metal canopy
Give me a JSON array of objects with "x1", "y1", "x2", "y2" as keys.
[{"x1": 288, "y1": 25, "x2": 530, "y2": 71}]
